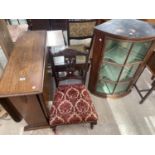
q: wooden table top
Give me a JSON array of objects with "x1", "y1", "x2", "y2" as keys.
[{"x1": 0, "y1": 31, "x2": 47, "y2": 97}]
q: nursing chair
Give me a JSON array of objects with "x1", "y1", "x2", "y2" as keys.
[
  {"x1": 49, "y1": 48, "x2": 98, "y2": 133},
  {"x1": 66, "y1": 19, "x2": 96, "y2": 56}
]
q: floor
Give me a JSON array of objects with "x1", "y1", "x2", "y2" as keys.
[{"x1": 0, "y1": 68, "x2": 155, "y2": 135}]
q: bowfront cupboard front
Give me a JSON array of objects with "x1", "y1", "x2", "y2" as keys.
[{"x1": 88, "y1": 19, "x2": 155, "y2": 98}]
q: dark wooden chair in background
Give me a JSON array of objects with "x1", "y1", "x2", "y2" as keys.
[
  {"x1": 65, "y1": 19, "x2": 96, "y2": 57},
  {"x1": 135, "y1": 51, "x2": 155, "y2": 104},
  {"x1": 49, "y1": 48, "x2": 98, "y2": 133}
]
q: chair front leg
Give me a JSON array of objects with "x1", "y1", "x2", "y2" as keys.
[
  {"x1": 50, "y1": 126, "x2": 57, "y2": 134},
  {"x1": 151, "y1": 75, "x2": 155, "y2": 80},
  {"x1": 90, "y1": 121, "x2": 97, "y2": 129}
]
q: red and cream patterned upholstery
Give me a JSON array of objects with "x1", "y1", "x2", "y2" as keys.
[{"x1": 49, "y1": 84, "x2": 98, "y2": 127}]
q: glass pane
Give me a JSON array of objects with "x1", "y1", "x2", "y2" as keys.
[
  {"x1": 98, "y1": 63, "x2": 122, "y2": 81},
  {"x1": 127, "y1": 41, "x2": 151, "y2": 63},
  {"x1": 104, "y1": 39, "x2": 132, "y2": 64},
  {"x1": 114, "y1": 82, "x2": 130, "y2": 93},
  {"x1": 96, "y1": 80, "x2": 116, "y2": 94},
  {"x1": 119, "y1": 64, "x2": 139, "y2": 81}
]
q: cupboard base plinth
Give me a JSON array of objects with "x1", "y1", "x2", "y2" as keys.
[{"x1": 90, "y1": 90, "x2": 131, "y2": 99}]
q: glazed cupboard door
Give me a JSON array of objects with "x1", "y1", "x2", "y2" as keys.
[
  {"x1": 95, "y1": 37, "x2": 152, "y2": 96},
  {"x1": 88, "y1": 19, "x2": 155, "y2": 98}
]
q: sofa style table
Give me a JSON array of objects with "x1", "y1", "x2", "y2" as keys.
[{"x1": 0, "y1": 31, "x2": 49, "y2": 131}]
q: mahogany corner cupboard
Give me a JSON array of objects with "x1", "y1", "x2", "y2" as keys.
[{"x1": 88, "y1": 19, "x2": 155, "y2": 98}]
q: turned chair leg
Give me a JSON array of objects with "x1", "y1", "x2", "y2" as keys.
[
  {"x1": 90, "y1": 122, "x2": 97, "y2": 129},
  {"x1": 50, "y1": 126, "x2": 57, "y2": 134},
  {"x1": 151, "y1": 75, "x2": 155, "y2": 80}
]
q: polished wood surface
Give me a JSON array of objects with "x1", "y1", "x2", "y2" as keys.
[
  {"x1": 0, "y1": 31, "x2": 47, "y2": 97},
  {"x1": 7, "y1": 95, "x2": 47, "y2": 124},
  {"x1": 144, "y1": 19, "x2": 155, "y2": 24},
  {"x1": 0, "y1": 98, "x2": 22, "y2": 122},
  {"x1": 0, "y1": 31, "x2": 49, "y2": 130},
  {"x1": 88, "y1": 30, "x2": 105, "y2": 93},
  {"x1": 0, "y1": 19, "x2": 14, "y2": 59}
]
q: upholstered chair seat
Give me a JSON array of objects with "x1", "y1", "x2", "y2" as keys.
[{"x1": 49, "y1": 84, "x2": 98, "y2": 127}]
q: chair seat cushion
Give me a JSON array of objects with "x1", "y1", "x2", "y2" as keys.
[{"x1": 49, "y1": 84, "x2": 98, "y2": 127}]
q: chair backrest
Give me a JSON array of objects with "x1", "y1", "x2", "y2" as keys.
[
  {"x1": 67, "y1": 19, "x2": 96, "y2": 47},
  {"x1": 50, "y1": 48, "x2": 90, "y2": 87}
]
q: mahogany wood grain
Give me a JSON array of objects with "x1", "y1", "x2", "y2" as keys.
[
  {"x1": 0, "y1": 31, "x2": 50, "y2": 130},
  {"x1": 9, "y1": 95, "x2": 47, "y2": 124},
  {"x1": 0, "y1": 31, "x2": 47, "y2": 97},
  {"x1": 88, "y1": 30, "x2": 105, "y2": 93},
  {"x1": 0, "y1": 98, "x2": 22, "y2": 122}
]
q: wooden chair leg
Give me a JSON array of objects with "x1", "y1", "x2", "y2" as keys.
[
  {"x1": 151, "y1": 75, "x2": 155, "y2": 80},
  {"x1": 50, "y1": 126, "x2": 57, "y2": 134},
  {"x1": 90, "y1": 122, "x2": 97, "y2": 129}
]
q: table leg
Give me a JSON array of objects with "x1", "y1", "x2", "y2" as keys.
[
  {"x1": 0, "y1": 98, "x2": 23, "y2": 122},
  {"x1": 140, "y1": 82, "x2": 155, "y2": 104}
]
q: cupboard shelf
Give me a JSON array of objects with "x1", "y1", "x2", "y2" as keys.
[
  {"x1": 104, "y1": 42, "x2": 151, "y2": 65},
  {"x1": 99, "y1": 62, "x2": 139, "y2": 82},
  {"x1": 96, "y1": 79, "x2": 130, "y2": 94}
]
